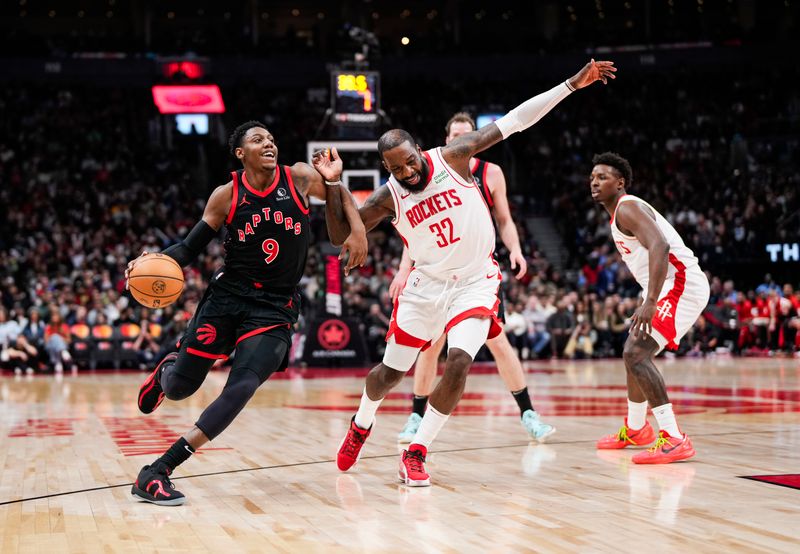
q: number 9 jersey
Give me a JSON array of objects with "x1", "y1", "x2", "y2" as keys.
[
  {"x1": 221, "y1": 166, "x2": 310, "y2": 295},
  {"x1": 386, "y1": 147, "x2": 496, "y2": 281}
]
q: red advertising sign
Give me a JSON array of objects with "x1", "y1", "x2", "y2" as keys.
[{"x1": 151, "y1": 85, "x2": 226, "y2": 114}]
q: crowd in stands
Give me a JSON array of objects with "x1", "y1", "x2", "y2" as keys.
[{"x1": 1, "y1": 60, "x2": 799, "y2": 374}]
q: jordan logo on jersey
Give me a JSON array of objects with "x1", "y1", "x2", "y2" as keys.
[
  {"x1": 239, "y1": 194, "x2": 251, "y2": 207},
  {"x1": 405, "y1": 188, "x2": 463, "y2": 228},
  {"x1": 657, "y1": 300, "x2": 674, "y2": 321}
]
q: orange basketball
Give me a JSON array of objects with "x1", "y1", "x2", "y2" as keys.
[{"x1": 128, "y1": 253, "x2": 185, "y2": 308}]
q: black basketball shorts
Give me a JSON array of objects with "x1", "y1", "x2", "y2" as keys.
[{"x1": 176, "y1": 282, "x2": 299, "y2": 370}]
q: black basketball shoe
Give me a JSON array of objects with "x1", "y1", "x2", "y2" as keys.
[
  {"x1": 131, "y1": 462, "x2": 186, "y2": 506},
  {"x1": 138, "y1": 352, "x2": 177, "y2": 414}
]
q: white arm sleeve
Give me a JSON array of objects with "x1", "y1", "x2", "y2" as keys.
[{"x1": 495, "y1": 80, "x2": 575, "y2": 139}]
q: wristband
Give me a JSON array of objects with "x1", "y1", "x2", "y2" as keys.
[
  {"x1": 325, "y1": 180, "x2": 343, "y2": 186},
  {"x1": 565, "y1": 79, "x2": 576, "y2": 92}
]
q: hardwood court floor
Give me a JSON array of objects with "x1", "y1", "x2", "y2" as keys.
[{"x1": 1, "y1": 357, "x2": 799, "y2": 553}]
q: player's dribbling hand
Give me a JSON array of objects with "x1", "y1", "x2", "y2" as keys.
[
  {"x1": 630, "y1": 299, "x2": 656, "y2": 339},
  {"x1": 568, "y1": 59, "x2": 617, "y2": 89},
  {"x1": 311, "y1": 147, "x2": 344, "y2": 182},
  {"x1": 509, "y1": 250, "x2": 528, "y2": 279},
  {"x1": 341, "y1": 231, "x2": 367, "y2": 276},
  {"x1": 389, "y1": 266, "x2": 412, "y2": 302},
  {"x1": 124, "y1": 251, "x2": 149, "y2": 290}
]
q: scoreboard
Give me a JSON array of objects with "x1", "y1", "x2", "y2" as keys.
[{"x1": 331, "y1": 71, "x2": 380, "y2": 126}]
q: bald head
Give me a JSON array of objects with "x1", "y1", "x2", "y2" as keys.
[
  {"x1": 377, "y1": 129, "x2": 416, "y2": 156},
  {"x1": 378, "y1": 128, "x2": 429, "y2": 193}
]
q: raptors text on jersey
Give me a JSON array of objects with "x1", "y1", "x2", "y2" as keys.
[{"x1": 222, "y1": 166, "x2": 310, "y2": 290}]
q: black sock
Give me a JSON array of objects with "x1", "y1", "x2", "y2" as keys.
[
  {"x1": 511, "y1": 387, "x2": 534, "y2": 416},
  {"x1": 155, "y1": 437, "x2": 195, "y2": 472},
  {"x1": 412, "y1": 395, "x2": 428, "y2": 417}
]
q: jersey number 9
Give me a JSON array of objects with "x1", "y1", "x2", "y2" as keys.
[{"x1": 262, "y1": 239, "x2": 280, "y2": 264}]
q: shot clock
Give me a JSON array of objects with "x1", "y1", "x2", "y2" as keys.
[{"x1": 331, "y1": 70, "x2": 380, "y2": 126}]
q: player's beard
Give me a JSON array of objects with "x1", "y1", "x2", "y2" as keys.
[{"x1": 397, "y1": 160, "x2": 430, "y2": 194}]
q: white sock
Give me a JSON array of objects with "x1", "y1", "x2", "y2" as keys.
[
  {"x1": 627, "y1": 399, "x2": 649, "y2": 430},
  {"x1": 354, "y1": 388, "x2": 382, "y2": 429},
  {"x1": 652, "y1": 403, "x2": 682, "y2": 438},
  {"x1": 411, "y1": 405, "x2": 449, "y2": 448}
]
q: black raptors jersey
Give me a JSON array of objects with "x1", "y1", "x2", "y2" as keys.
[
  {"x1": 471, "y1": 158, "x2": 504, "y2": 261},
  {"x1": 221, "y1": 166, "x2": 310, "y2": 295},
  {"x1": 471, "y1": 158, "x2": 495, "y2": 209}
]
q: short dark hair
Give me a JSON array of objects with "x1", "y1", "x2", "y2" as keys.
[
  {"x1": 228, "y1": 120, "x2": 268, "y2": 157},
  {"x1": 445, "y1": 112, "x2": 476, "y2": 135},
  {"x1": 592, "y1": 152, "x2": 633, "y2": 188},
  {"x1": 377, "y1": 129, "x2": 416, "y2": 156}
]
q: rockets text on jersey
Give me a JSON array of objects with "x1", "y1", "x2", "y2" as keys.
[{"x1": 387, "y1": 147, "x2": 496, "y2": 281}]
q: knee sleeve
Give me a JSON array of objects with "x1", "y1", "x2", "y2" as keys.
[
  {"x1": 195, "y1": 369, "x2": 260, "y2": 440},
  {"x1": 447, "y1": 317, "x2": 491, "y2": 360},
  {"x1": 231, "y1": 333, "x2": 289, "y2": 383},
  {"x1": 382, "y1": 337, "x2": 420, "y2": 372},
  {"x1": 161, "y1": 368, "x2": 204, "y2": 401},
  {"x1": 193, "y1": 333, "x2": 288, "y2": 440},
  {"x1": 163, "y1": 349, "x2": 215, "y2": 400}
]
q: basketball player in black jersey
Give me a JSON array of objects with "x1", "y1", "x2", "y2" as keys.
[{"x1": 127, "y1": 121, "x2": 366, "y2": 506}]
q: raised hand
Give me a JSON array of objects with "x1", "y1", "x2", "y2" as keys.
[
  {"x1": 311, "y1": 147, "x2": 344, "y2": 183},
  {"x1": 569, "y1": 59, "x2": 617, "y2": 89}
]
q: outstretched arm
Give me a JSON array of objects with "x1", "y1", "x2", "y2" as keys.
[
  {"x1": 358, "y1": 185, "x2": 396, "y2": 233},
  {"x1": 616, "y1": 202, "x2": 670, "y2": 339},
  {"x1": 322, "y1": 183, "x2": 396, "y2": 238},
  {"x1": 442, "y1": 59, "x2": 616, "y2": 167}
]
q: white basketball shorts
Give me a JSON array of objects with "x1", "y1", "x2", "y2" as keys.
[
  {"x1": 649, "y1": 263, "x2": 710, "y2": 352},
  {"x1": 382, "y1": 268, "x2": 503, "y2": 370}
]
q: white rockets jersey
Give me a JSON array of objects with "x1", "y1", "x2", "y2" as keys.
[
  {"x1": 387, "y1": 147, "x2": 496, "y2": 281},
  {"x1": 610, "y1": 195, "x2": 701, "y2": 292}
]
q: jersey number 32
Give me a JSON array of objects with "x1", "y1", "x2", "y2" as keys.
[{"x1": 429, "y1": 218, "x2": 460, "y2": 248}]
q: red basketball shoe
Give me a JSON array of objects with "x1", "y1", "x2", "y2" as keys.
[
  {"x1": 399, "y1": 444, "x2": 431, "y2": 487},
  {"x1": 632, "y1": 430, "x2": 695, "y2": 464},
  {"x1": 138, "y1": 352, "x2": 177, "y2": 414},
  {"x1": 337, "y1": 416, "x2": 372, "y2": 471},
  {"x1": 596, "y1": 419, "x2": 657, "y2": 449}
]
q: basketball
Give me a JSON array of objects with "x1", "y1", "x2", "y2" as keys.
[{"x1": 128, "y1": 253, "x2": 185, "y2": 308}]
